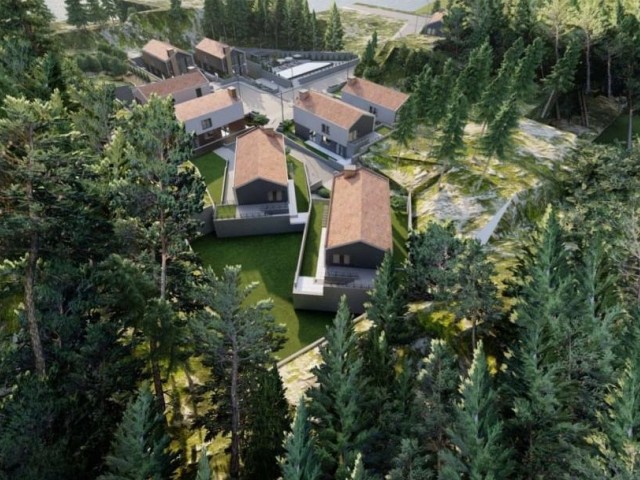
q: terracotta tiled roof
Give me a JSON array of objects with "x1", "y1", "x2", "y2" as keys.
[
  {"x1": 136, "y1": 71, "x2": 209, "y2": 100},
  {"x1": 195, "y1": 38, "x2": 229, "y2": 59},
  {"x1": 326, "y1": 168, "x2": 392, "y2": 251},
  {"x1": 295, "y1": 90, "x2": 372, "y2": 130},
  {"x1": 342, "y1": 77, "x2": 409, "y2": 112},
  {"x1": 142, "y1": 39, "x2": 179, "y2": 61},
  {"x1": 234, "y1": 129, "x2": 288, "y2": 189},
  {"x1": 174, "y1": 89, "x2": 239, "y2": 122}
]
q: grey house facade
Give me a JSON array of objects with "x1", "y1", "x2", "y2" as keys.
[
  {"x1": 142, "y1": 39, "x2": 194, "y2": 78},
  {"x1": 174, "y1": 88, "x2": 246, "y2": 150},
  {"x1": 194, "y1": 38, "x2": 233, "y2": 76},
  {"x1": 293, "y1": 90, "x2": 375, "y2": 158},
  {"x1": 340, "y1": 77, "x2": 409, "y2": 126}
]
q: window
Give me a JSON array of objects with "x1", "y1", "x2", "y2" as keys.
[
  {"x1": 201, "y1": 118, "x2": 212, "y2": 130},
  {"x1": 369, "y1": 105, "x2": 377, "y2": 115},
  {"x1": 276, "y1": 190, "x2": 283, "y2": 201},
  {"x1": 321, "y1": 123, "x2": 330, "y2": 135},
  {"x1": 268, "y1": 190, "x2": 283, "y2": 202},
  {"x1": 196, "y1": 87, "x2": 203, "y2": 97},
  {"x1": 332, "y1": 253, "x2": 351, "y2": 265},
  {"x1": 348, "y1": 130, "x2": 357, "y2": 141}
]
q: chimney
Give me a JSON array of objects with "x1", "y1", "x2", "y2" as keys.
[
  {"x1": 227, "y1": 86, "x2": 238, "y2": 99},
  {"x1": 298, "y1": 89, "x2": 310, "y2": 100},
  {"x1": 263, "y1": 127, "x2": 275, "y2": 136},
  {"x1": 347, "y1": 77, "x2": 356, "y2": 86},
  {"x1": 343, "y1": 165, "x2": 358, "y2": 179}
]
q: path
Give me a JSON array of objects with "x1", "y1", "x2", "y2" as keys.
[
  {"x1": 289, "y1": 146, "x2": 337, "y2": 189},
  {"x1": 473, "y1": 194, "x2": 517, "y2": 245},
  {"x1": 343, "y1": 3, "x2": 431, "y2": 39}
]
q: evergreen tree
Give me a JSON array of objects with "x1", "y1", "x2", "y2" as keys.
[
  {"x1": 324, "y1": 2, "x2": 344, "y2": 51},
  {"x1": 282, "y1": 399, "x2": 322, "y2": 480},
  {"x1": 570, "y1": 0, "x2": 607, "y2": 94},
  {"x1": 436, "y1": 84, "x2": 468, "y2": 187},
  {"x1": 413, "y1": 339, "x2": 460, "y2": 475},
  {"x1": 65, "y1": 0, "x2": 88, "y2": 28},
  {"x1": 307, "y1": 297, "x2": 373, "y2": 480},
  {"x1": 440, "y1": 342, "x2": 513, "y2": 480},
  {"x1": 310, "y1": 10, "x2": 321, "y2": 51},
  {"x1": 457, "y1": 41, "x2": 493, "y2": 104},
  {"x1": 388, "y1": 439, "x2": 433, "y2": 480},
  {"x1": 615, "y1": 12, "x2": 640, "y2": 150},
  {"x1": 272, "y1": 0, "x2": 287, "y2": 48},
  {"x1": 452, "y1": 240, "x2": 502, "y2": 354},
  {"x1": 536, "y1": 0, "x2": 570, "y2": 61},
  {"x1": 190, "y1": 266, "x2": 285, "y2": 480},
  {"x1": 170, "y1": 0, "x2": 182, "y2": 21},
  {"x1": 203, "y1": 0, "x2": 225, "y2": 39},
  {"x1": 366, "y1": 252, "x2": 409, "y2": 344},
  {"x1": 241, "y1": 366, "x2": 291, "y2": 480},
  {"x1": 107, "y1": 96, "x2": 205, "y2": 412},
  {"x1": 541, "y1": 39, "x2": 581, "y2": 120},
  {"x1": 99, "y1": 384, "x2": 176, "y2": 480},
  {"x1": 392, "y1": 96, "x2": 417, "y2": 164},
  {"x1": 503, "y1": 211, "x2": 587, "y2": 479},
  {"x1": 405, "y1": 222, "x2": 465, "y2": 302}
]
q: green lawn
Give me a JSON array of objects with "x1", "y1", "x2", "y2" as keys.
[
  {"x1": 596, "y1": 113, "x2": 640, "y2": 144},
  {"x1": 300, "y1": 200, "x2": 328, "y2": 277},
  {"x1": 288, "y1": 156, "x2": 310, "y2": 212},
  {"x1": 215, "y1": 204, "x2": 237, "y2": 219},
  {"x1": 392, "y1": 208, "x2": 409, "y2": 264},
  {"x1": 192, "y1": 152, "x2": 227, "y2": 204},
  {"x1": 191, "y1": 233, "x2": 333, "y2": 358}
]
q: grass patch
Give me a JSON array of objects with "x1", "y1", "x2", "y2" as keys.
[
  {"x1": 192, "y1": 233, "x2": 334, "y2": 357},
  {"x1": 215, "y1": 205, "x2": 237, "y2": 219},
  {"x1": 192, "y1": 152, "x2": 227, "y2": 204},
  {"x1": 317, "y1": 9, "x2": 405, "y2": 53},
  {"x1": 392, "y1": 207, "x2": 409, "y2": 264},
  {"x1": 595, "y1": 113, "x2": 640, "y2": 145},
  {"x1": 300, "y1": 200, "x2": 328, "y2": 277},
  {"x1": 376, "y1": 125, "x2": 392, "y2": 135},
  {"x1": 288, "y1": 156, "x2": 310, "y2": 212}
]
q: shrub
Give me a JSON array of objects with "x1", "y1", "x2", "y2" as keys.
[{"x1": 316, "y1": 187, "x2": 331, "y2": 198}]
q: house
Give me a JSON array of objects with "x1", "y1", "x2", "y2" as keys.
[
  {"x1": 293, "y1": 89, "x2": 375, "y2": 159},
  {"x1": 174, "y1": 87, "x2": 245, "y2": 150},
  {"x1": 213, "y1": 127, "x2": 309, "y2": 238},
  {"x1": 142, "y1": 39, "x2": 194, "y2": 78},
  {"x1": 234, "y1": 128, "x2": 289, "y2": 205},
  {"x1": 325, "y1": 166, "x2": 392, "y2": 270},
  {"x1": 195, "y1": 38, "x2": 233, "y2": 76},
  {"x1": 422, "y1": 11, "x2": 445, "y2": 37},
  {"x1": 340, "y1": 77, "x2": 409, "y2": 126},
  {"x1": 292, "y1": 166, "x2": 392, "y2": 313},
  {"x1": 133, "y1": 70, "x2": 211, "y2": 105}
]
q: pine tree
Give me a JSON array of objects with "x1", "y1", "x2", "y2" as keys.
[
  {"x1": 307, "y1": 297, "x2": 373, "y2": 480},
  {"x1": 392, "y1": 97, "x2": 416, "y2": 164},
  {"x1": 65, "y1": 0, "x2": 88, "y2": 28},
  {"x1": 272, "y1": 0, "x2": 287, "y2": 48},
  {"x1": 436, "y1": 84, "x2": 468, "y2": 187},
  {"x1": 99, "y1": 384, "x2": 176, "y2": 480},
  {"x1": 310, "y1": 10, "x2": 321, "y2": 51},
  {"x1": 365, "y1": 252, "x2": 408, "y2": 344},
  {"x1": 242, "y1": 366, "x2": 291, "y2": 480},
  {"x1": 541, "y1": 39, "x2": 581, "y2": 120},
  {"x1": 107, "y1": 95, "x2": 205, "y2": 412},
  {"x1": 170, "y1": 0, "x2": 182, "y2": 21},
  {"x1": 203, "y1": 0, "x2": 225, "y2": 39},
  {"x1": 388, "y1": 439, "x2": 433, "y2": 480},
  {"x1": 570, "y1": 0, "x2": 607, "y2": 94},
  {"x1": 457, "y1": 41, "x2": 493, "y2": 104},
  {"x1": 282, "y1": 399, "x2": 322, "y2": 480},
  {"x1": 503, "y1": 210, "x2": 587, "y2": 479},
  {"x1": 190, "y1": 266, "x2": 285, "y2": 480},
  {"x1": 452, "y1": 240, "x2": 501, "y2": 354},
  {"x1": 440, "y1": 342, "x2": 513, "y2": 480},
  {"x1": 324, "y1": 2, "x2": 344, "y2": 51},
  {"x1": 413, "y1": 339, "x2": 460, "y2": 475}
]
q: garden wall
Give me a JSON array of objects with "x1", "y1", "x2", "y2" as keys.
[{"x1": 214, "y1": 214, "x2": 305, "y2": 237}]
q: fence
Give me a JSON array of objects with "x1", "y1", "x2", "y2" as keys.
[{"x1": 297, "y1": 58, "x2": 359, "y2": 85}]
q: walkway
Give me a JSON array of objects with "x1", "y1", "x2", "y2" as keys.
[{"x1": 214, "y1": 146, "x2": 236, "y2": 204}]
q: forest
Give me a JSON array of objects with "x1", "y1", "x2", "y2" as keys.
[{"x1": 1, "y1": 0, "x2": 640, "y2": 479}]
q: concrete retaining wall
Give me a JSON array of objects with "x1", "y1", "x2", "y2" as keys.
[
  {"x1": 195, "y1": 205, "x2": 215, "y2": 236},
  {"x1": 284, "y1": 137, "x2": 344, "y2": 172},
  {"x1": 293, "y1": 284, "x2": 370, "y2": 314},
  {"x1": 214, "y1": 214, "x2": 305, "y2": 237}
]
